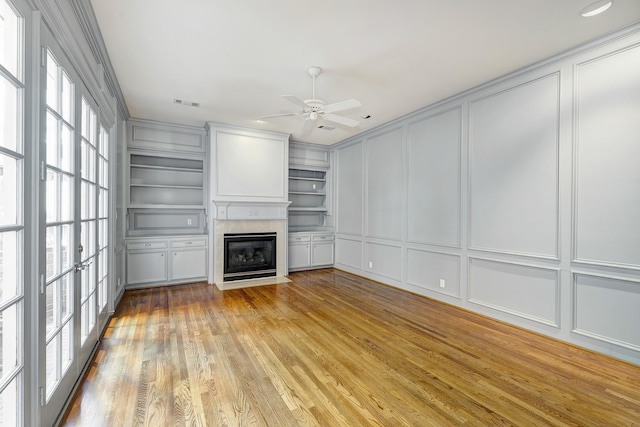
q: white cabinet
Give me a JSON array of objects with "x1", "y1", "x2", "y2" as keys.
[
  {"x1": 288, "y1": 232, "x2": 334, "y2": 271},
  {"x1": 169, "y1": 239, "x2": 207, "y2": 281},
  {"x1": 126, "y1": 237, "x2": 207, "y2": 287},
  {"x1": 127, "y1": 251, "x2": 168, "y2": 284},
  {"x1": 311, "y1": 235, "x2": 334, "y2": 266},
  {"x1": 289, "y1": 235, "x2": 311, "y2": 270}
]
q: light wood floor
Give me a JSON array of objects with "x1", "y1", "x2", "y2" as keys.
[{"x1": 60, "y1": 268, "x2": 640, "y2": 426}]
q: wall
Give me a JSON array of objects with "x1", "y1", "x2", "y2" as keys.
[{"x1": 332, "y1": 24, "x2": 640, "y2": 365}]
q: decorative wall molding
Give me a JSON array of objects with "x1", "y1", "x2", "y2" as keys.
[
  {"x1": 572, "y1": 273, "x2": 640, "y2": 352},
  {"x1": 212, "y1": 200, "x2": 291, "y2": 221},
  {"x1": 468, "y1": 257, "x2": 561, "y2": 328}
]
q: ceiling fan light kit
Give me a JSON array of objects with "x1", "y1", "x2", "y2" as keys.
[
  {"x1": 260, "y1": 66, "x2": 362, "y2": 133},
  {"x1": 580, "y1": 0, "x2": 613, "y2": 17}
]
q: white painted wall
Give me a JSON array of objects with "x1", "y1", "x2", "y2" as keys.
[{"x1": 332, "y1": 25, "x2": 640, "y2": 365}]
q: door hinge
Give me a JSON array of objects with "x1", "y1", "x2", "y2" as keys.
[
  {"x1": 40, "y1": 386, "x2": 45, "y2": 406},
  {"x1": 40, "y1": 161, "x2": 46, "y2": 181},
  {"x1": 41, "y1": 47, "x2": 46, "y2": 67},
  {"x1": 40, "y1": 274, "x2": 45, "y2": 295}
]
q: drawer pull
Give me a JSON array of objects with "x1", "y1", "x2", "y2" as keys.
[
  {"x1": 185, "y1": 241, "x2": 192, "y2": 245},
  {"x1": 144, "y1": 243, "x2": 151, "y2": 247}
]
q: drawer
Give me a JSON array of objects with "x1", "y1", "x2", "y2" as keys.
[
  {"x1": 289, "y1": 234, "x2": 311, "y2": 243},
  {"x1": 312, "y1": 234, "x2": 334, "y2": 242},
  {"x1": 127, "y1": 240, "x2": 168, "y2": 250},
  {"x1": 171, "y1": 238, "x2": 207, "y2": 248}
]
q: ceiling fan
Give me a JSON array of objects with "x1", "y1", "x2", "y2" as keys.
[{"x1": 260, "y1": 66, "x2": 362, "y2": 133}]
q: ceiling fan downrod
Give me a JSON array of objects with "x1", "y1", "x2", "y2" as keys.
[{"x1": 307, "y1": 66, "x2": 322, "y2": 100}]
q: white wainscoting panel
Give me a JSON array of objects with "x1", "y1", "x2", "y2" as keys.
[
  {"x1": 365, "y1": 241, "x2": 402, "y2": 281},
  {"x1": 406, "y1": 248, "x2": 460, "y2": 298},
  {"x1": 366, "y1": 128, "x2": 404, "y2": 240},
  {"x1": 336, "y1": 142, "x2": 363, "y2": 236},
  {"x1": 574, "y1": 274, "x2": 640, "y2": 351},
  {"x1": 335, "y1": 236, "x2": 363, "y2": 271},
  {"x1": 574, "y1": 45, "x2": 640, "y2": 268},
  {"x1": 469, "y1": 74, "x2": 559, "y2": 258},
  {"x1": 407, "y1": 107, "x2": 461, "y2": 247},
  {"x1": 469, "y1": 258, "x2": 560, "y2": 327}
]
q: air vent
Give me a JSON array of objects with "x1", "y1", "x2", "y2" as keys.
[
  {"x1": 318, "y1": 125, "x2": 335, "y2": 131},
  {"x1": 173, "y1": 99, "x2": 200, "y2": 107}
]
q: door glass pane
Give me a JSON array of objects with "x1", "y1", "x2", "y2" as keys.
[
  {"x1": 0, "y1": 77, "x2": 19, "y2": 152},
  {"x1": 0, "y1": 231, "x2": 18, "y2": 303},
  {"x1": 45, "y1": 112, "x2": 58, "y2": 168},
  {"x1": 0, "y1": 303, "x2": 18, "y2": 380},
  {"x1": 61, "y1": 122, "x2": 73, "y2": 172},
  {"x1": 0, "y1": 0, "x2": 20, "y2": 77},
  {"x1": 61, "y1": 72, "x2": 72, "y2": 123},
  {"x1": 45, "y1": 337, "x2": 56, "y2": 395},
  {"x1": 45, "y1": 279, "x2": 56, "y2": 336},
  {"x1": 44, "y1": 48, "x2": 75, "y2": 403},
  {"x1": 46, "y1": 52, "x2": 58, "y2": 112},
  {"x1": 45, "y1": 226, "x2": 58, "y2": 280},
  {"x1": 0, "y1": 153, "x2": 18, "y2": 227},
  {"x1": 80, "y1": 182, "x2": 95, "y2": 220},
  {"x1": 45, "y1": 170, "x2": 58, "y2": 223},
  {"x1": 0, "y1": 374, "x2": 18, "y2": 426},
  {"x1": 60, "y1": 173, "x2": 72, "y2": 221},
  {"x1": 81, "y1": 142, "x2": 95, "y2": 181}
]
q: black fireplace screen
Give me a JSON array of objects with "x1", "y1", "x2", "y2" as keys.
[{"x1": 223, "y1": 233, "x2": 276, "y2": 281}]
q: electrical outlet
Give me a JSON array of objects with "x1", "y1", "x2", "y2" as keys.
[
  {"x1": 368, "y1": 261, "x2": 373, "y2": 268},
  {"x1": 117, "y1": 277, "x2": 121, "y2": 288},
  {"x1": 439, "y1": 279, "x2": 446, "y2": 288},
  {"x1": 187, "y1": 218, "x2": 192, "y2": 225}
]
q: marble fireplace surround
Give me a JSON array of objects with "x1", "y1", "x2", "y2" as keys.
[{"x1": 209, "y1": 201, "x2": 291, "y2": 290}]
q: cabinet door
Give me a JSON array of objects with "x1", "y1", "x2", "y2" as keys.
[
  {"x1": 289, "y1": 243, "x2": 311, "y2": 270},
  {"x1": 171, "y1": 248, "x2": 207, "y2": 281},
  {"x1": 127, "y1": 251, "x2": 168, "y2": 284},
  {"x1": 311, "y1": 242, "x2": 334, "y2": 267}
]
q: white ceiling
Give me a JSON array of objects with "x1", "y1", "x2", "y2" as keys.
[{"x1": 90, "y1": 0, "x2": 640, "y2": 145}]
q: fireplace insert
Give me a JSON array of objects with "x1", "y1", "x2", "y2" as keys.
[{"x1": 223, "y1": 232, "x2": 276, "y2": 281}]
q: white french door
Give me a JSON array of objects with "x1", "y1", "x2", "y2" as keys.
[
  {"x1": 40, "y1": 28, "x2": 108, "y2": 423},
  {"x1": 0, "y1": 0, "x2": 25, "y2": 425}
]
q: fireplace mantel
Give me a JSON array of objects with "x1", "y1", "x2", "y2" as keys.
[{"x1": 212, "y1": 200, "x2": 291, "y2": 221}]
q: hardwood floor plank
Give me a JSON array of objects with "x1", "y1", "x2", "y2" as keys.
[{"x1": 60, "y1": 269, "x2": 640, "y2": 426}]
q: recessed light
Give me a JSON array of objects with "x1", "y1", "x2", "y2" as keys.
[
  {"x1": 255, "y1": 119, "x2": 266, "y2": 124},
  {"x1": 580, "y1": 0, "x2": 613, "y2": 17}
]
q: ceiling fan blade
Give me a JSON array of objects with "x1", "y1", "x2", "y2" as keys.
[
  {"x1": 282, "y1": 95, "x2": 309, "y2": 109},
  {"x1": 300, "y1": 117, "x2": 314, "y2": 134},
  {"x1": 259, "y1": 112, "x2": 299, "y2": 119},
  {"x1": 323, "y1": 98, "x2": 361, "y2": 114},
  {"x1": 323, "y1": 113, "x2": 359, "y2": 127}
]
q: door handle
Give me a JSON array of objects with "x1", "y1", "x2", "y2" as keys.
[{"x1": 74, "y1": 261, "x2": 92, "y2": 272}]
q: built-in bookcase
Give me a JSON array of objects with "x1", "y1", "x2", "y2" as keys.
[
  {"x1": 288, "y1": 168, "x2": 328, "y2": 229},
  {"x1": 129, "y1": 153, "x2": 204, "y2": 208}
]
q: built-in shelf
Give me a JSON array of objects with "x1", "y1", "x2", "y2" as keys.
[
  {"x1": 288, "y1": 167, "x2": 329, "y2": 230},
  {"x1": 129, "y1": 152, "x2": 204, "y2": 208}
]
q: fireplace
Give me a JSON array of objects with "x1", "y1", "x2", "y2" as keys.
[{"x1": 223, "y1": 232, "x2": 276, "y2": 281}]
